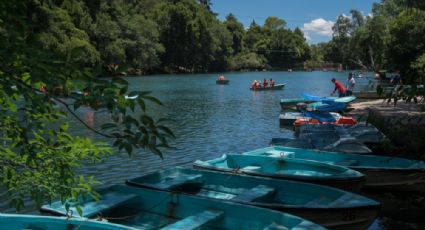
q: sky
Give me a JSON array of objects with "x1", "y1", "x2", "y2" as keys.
[{"x1": 211, "y1": 0, "x2": 380, "y2": 44}]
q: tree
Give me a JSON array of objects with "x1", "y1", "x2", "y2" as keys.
[
  {"x1": 224, "y1": 14, "x2": 244, "y2": 55},
  {"x1": 0, "y1": 1, "x2": 173, "y2": 212}
]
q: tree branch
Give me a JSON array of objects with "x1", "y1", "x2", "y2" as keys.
[{"x1": 9, "y1": 76, "x2": 116, "y2": 139}]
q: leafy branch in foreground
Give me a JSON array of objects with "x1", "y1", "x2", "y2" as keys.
[{"x1": 0, "y1": 1, "x2": 173, "y2": 212}]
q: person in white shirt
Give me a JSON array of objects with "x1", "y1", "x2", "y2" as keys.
[{"x1": 346, "y1": 72, "x2": 356, "y2": 96}]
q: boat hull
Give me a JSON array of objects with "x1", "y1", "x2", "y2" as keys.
[
  {"x1": 0, "y1": 213, "x2": 135, "y2": 230},
  {"x1": 250, "y1": 84, "x2": 285, "y2": 91},
  {"x1": 358, "y1": 168, "x2": 425, "y2": 192},
  {"x1": 284, "y1": 206, "x2": 380, "y2": 230}
]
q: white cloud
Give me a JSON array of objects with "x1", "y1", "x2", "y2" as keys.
[{"x1": 302, "y1": 18, "x2": 334, "y2": 39}]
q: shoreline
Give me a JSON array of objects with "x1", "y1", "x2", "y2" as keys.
[{"x1": 349, "y1": 99, "x2": 425, "y2": 157}]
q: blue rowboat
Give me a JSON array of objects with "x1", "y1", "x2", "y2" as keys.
[
  {"x1": 41, "y1": 185, "x2": 325, "y2": 230},
  {"x1": 193, "y1": 154, "x2": 365, "y2": 192},
  {"x1": 250, "y1": 83, "x2": 286, "y2": 91},
  {"x1": 301, "y1": 93, "x2": 356, "y2": 104},
  {"x1": 306, "y1": 101, "x2": 347, "y2": 112},
  {"x1": 127, "y1": 167, "x2": 380, "y2": 230},
  {"x1": 243, "y1": 146, "x2": 425, "y2": 192},
  {"x1": 0, "y1": 213, "x2": 135, "y2": 230}
]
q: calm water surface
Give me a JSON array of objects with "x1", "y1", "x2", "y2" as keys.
[{"x1": 1, "y1": 71, "x2": 406, "y2": 229}]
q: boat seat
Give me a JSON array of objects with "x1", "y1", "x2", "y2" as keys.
[
  {"x1": 335, "y1": 159, "x2": 359, "y2": 166},
  {"x1": 152, "y1": 174, "x2": 203, "y2": 190},
  {"x1": 263, "y1": 223, "x2": 289, "y2": 230},
  {"x1": 231, "y1": 185, "x2": 275, "y2": 202},
  {"x1": 42, "y1": 192, "x2": 138, "y2": 218},
  {"x1": 241, "y1": 165, "x2": 262, "y2": 171},
  {"x1": 265, "y1": 150, "x2": 295, "y2": 158},
  {"x1": 160, "y1": 210, "x2": 224, "y2": 230}
]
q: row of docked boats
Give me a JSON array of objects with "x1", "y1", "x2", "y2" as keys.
[{"x1": 32, "y1": 142, "x2": 425, "y2": 230}]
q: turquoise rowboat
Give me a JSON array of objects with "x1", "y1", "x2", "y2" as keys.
[
  {"x1": 41, "y1": 185, "x2": 325, "y2": 230},
  {"x1": 0, "y1": 213, "x2": 135, "y2": 230},
  {"x1": 127, "y1": 167, "x2": 380, "y2": 230},
  {"x1": 243, "y1": 146, "x2": 425, "y2": 192},
  {"x1": 193, "y1": 154, "x2": 365, "y2": 192}
]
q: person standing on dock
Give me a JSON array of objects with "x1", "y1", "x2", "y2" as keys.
[
  {"x1": 346, "y1": 73, "x2": 356, "y2": 96},
  {"x1": 331, "y1": 78, "x2": 346, "y2": 97}
]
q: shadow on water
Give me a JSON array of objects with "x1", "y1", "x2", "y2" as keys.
[{"x1": 1, "y1": 71, "x2": 424, "y2": 229}]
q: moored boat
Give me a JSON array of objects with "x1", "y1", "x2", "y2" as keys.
[
  {"x1": 193, "y1": 154, "x2": 365, "y2": 192},
  {"x1": 127, "y1": 167, "x2": 380, "y2": 230},
  {"x1": 293, "y1": 112, "x2": 357, "y2": 132},
  {"x1": 250, "y1": 83, "x2": 285, "y2": 91},
  {"x1": 280, "y1": 98, "x2": 312, "y2": 110},
  {"x1": 41, "y1": 185, "x2": 325, "y2": 230},
  {"x1": 0, "y1": 213, "x2": 135, "y2": 230},
  {"x1": 243, "y1": 146, "x2": 425, "y2": 192}
]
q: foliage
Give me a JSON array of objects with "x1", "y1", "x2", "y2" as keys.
[{"x1": 0, "y1": 0, "x2": 173, "y2": 212}]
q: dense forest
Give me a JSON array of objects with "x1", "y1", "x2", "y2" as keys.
[
  {"x1": 4, "y1": 0, "x2": 309, "y2": 74},
  {"x1": 6, "y1": 0, "x2": 425, "y2": 82}
]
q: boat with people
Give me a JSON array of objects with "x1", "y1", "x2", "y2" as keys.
[
  {"x1": 250, "y1": 83, "x2": 286, "y2": 91},
  {"x1": 126, "y1": 167, "x2": 380, "y2": 230},
  {"x1": 216, "y1": 75, "x2": 229, "y2": 85},
  {"x1": 41, "y1": 185, "x2": 325, "y2": 230},
  {"x1": 243, "y1": 146, "x2": 425, "y2": 192},
  {"x1": 0, "y1": 213, "x2": 136, "y2": 230},
  {"x1": 193, "y1": 154, "x2": 365, "y2": 192}
]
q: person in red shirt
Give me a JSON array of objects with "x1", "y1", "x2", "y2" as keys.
[
  {"x1": 331, "y1": 78, "x2": 346, "y2": 97},
  {"x1": 263, "y1": 78, "x2": 268, "y2": 88}
]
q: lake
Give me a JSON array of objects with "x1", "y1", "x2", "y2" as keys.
[{"x1": 0, "y1": 71, "x2": 405, "y2": 229}]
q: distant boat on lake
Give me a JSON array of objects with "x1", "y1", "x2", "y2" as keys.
[{"x1": 250, "y1": 83, "x2": 286, "y2": 91}]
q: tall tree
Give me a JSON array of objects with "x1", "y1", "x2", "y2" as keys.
[{"x1": 224, "y1": 14, "x2": 244, "y2": 55}]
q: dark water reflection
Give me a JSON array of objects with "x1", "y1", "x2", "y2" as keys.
[{"x1": 1, "y1": 71, "x2": 417, "y2": 229}]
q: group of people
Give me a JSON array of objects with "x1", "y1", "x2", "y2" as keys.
[
  {"x1": 330, "y1": 72, "x2": 356, "y2": 97},
  {"x1": 251, "y1": 78, "x2": 275, "y2": 89}
]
